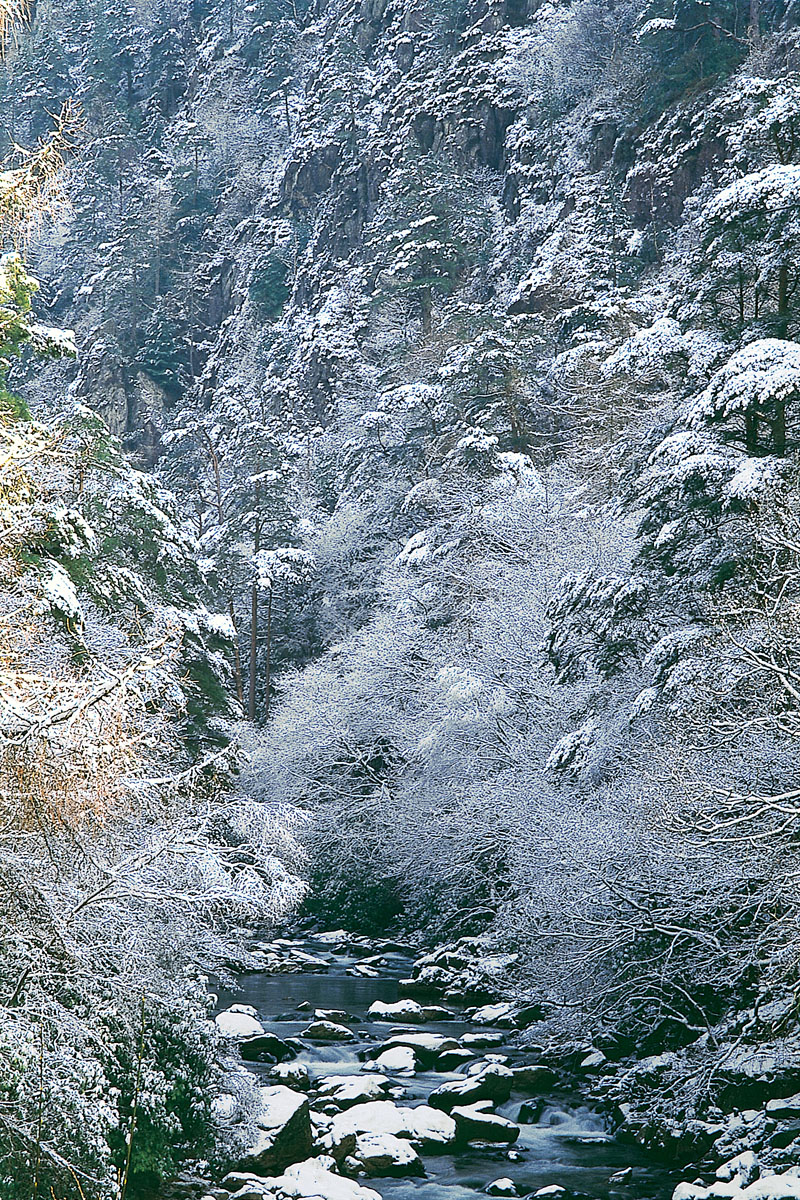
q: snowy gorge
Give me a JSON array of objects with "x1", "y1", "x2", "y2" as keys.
[{"x1": 5, "y1": 0, "x2": 800, "y2": 1194}]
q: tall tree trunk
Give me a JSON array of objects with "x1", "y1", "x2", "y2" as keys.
[
  {"x1": 420, "y1": 286, "x2": 432, "y2": 338},
  {"x1": 228, "y1": 596, "x2": 244, "y2": 707},
  {"x1": 745, "y1": 411, "x2": 760, "y2": 455},
  {"x1": 248, "y1": 514, "x2": 261, "y2": 722},
  {"x1": 264, "y1": 588, "x2": 273, "y2": 721}
]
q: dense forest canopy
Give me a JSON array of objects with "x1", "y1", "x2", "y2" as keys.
[{"x1": 5, "y1": 0, "x2": 800, "y2": 1193}]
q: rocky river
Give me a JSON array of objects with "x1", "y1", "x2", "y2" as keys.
[{"x1": 203, "y1": 933, "x2": 678, "y2": 1200}]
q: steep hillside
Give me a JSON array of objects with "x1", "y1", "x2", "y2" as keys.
[{"x1": 6, "y1": 0, "x2": 800, "y2": 1190}]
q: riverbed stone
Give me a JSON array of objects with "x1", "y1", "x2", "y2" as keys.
[
  {"x1": 375, "y1": 1032, "x2": 460, "y2": 1065},
  {"x1": 451, "y1": 1101, "x2": 520, "y2": 1144},
  {"x1": 471, "y1": 1003, "x2": 518, "y2": 1028},
  {"x1": 437, "y1": 1049, "x2": 475, "y2": 1070},
  {"x1": 369, "y1": 1046, "x2": 417, "y2": 1074},
  {"x1": 246, "y1": 1156, "x2": 382, "y2": 1200},
  {"x1": 428, "y1": 1063, "x2": 515, "y2": 1111},
  {"x1": 301, "y1": 1020, "x2": 356, "y2": 1042},
  {"x1": 348, "y1": 964, "x2": 380, "y2": 978},
  {"x1": 314, "y1": 1075, "x2": 395, "y2": 1110},
  {"x1": 368, "y1": 1000, "x2": 426, "y2": 1024},
  {"x1": 462, "y1": 1032, "x2": 505, "y2": 1049},
  {"x1": 216, "y1": 1007, "x2": 266, "y2": 1039},
  {"x1": 329, "y1": 1100, "x2": 457, "y2": 1149},
  {"x1": 423, "y1": 1005, "x2": 457, "y2": 1021},
  {"x1": 349, "y1": 1132, "x2": 426, "y2": 1177},
  {"x1": 511, "y1": 1064, "x2": 557, "y2": 1092},
  {"x1": 485, "y1": 1179, "x2": 518, "y2": 1196},
  {"x1": 268, "y1": 1063, "x2": 311, "y2": 1090},
  {"x1": 239, "y1": 1085, "x2": 312, "y2": 1174},
  {"x1": 240, "y1": 1033, "x2": 298, "y2": 1063}
]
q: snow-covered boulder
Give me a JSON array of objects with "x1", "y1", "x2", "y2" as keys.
[
  {"x1": 428, "y1": 1063, "x2": 514, "y2": 1111},
  {"x1": 368, "y1": 1000, "x2": 426, "y2": 1024},
  {"x1": 451, "y1": 1101, "x2": 520, "y2": 1144},
  {"x1": 329, "y1": 1100, "x2": 457, "y2": 1150},
  {"x1": 349, "y1": 1132, "x2": 426, "y2": 1177},
  {"x1": 580, "y1": 1049, "x2": 607, "y2": 1071},
  {"x1": 742, "y1": 1174, "x2": 800, "y2": 1200},
  {"x1": 766, "y1": 1095, "x2": 800, "y2": 1119},
  {"x1": 437, "y1": 1048, "x2": 475, "y2": 1070},
  {"x1": 376, "y1": 1032, "x2": 459, "y2": 1065},
  {"x1": 423, "y1": 1005, "x2": 457, "y2": 1021},
  {"x1": 268, "y1": 1063, "x2": 311, "y2": 1090},
  {"x1": 403, "y1": 1105, "x2": 459, "y2": 1147},
  {"x1": 717, "y1": 1153, "x2": 760, "y2": 1187},
  {"x1": 471, "y1": 1003, "x2": 518, "y2": 1027},
  {"x1": 462, "y1": 1032, "x2": 505, "y2": 1049},
  {"x1": 486, "y1": 1180, "x2": 519, "y2": 1197},
  {"x1": 239, "y1": 1086, "x2": 312, "y2": 1174},
  {"x1": 240, "y1": 1032, "x2": 297, "y2": 1062},
  {"x1": 371, "y1": 1046, "x2": 417, "y2": 1074},
  {"x1": 315, "y1": 930, "x2": 352, "y2": 946},
  {"x1": 216, "y1": 1005, "x2": 266, "y2": 1039},
  {"x1": 314, "y1": 1075, "x2": 394, "y2": 1110},
  {"x1": 301, "y1": 1020, "x2": 356, "y2": 1042},
  {"x1": 234, "y1": 1156, "x2": 382, "y2": 1200}
]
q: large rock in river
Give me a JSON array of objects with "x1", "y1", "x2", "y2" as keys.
[
  {"x1": 224, "y1": 1155, "x2": 382, "y2": 1200},
  {"x1": 239, "y1": 1085, "x2": 313, "y2": 1174},
  {"x1": 240, "y1": 1032, "x2": 298, "y2": 1063},
  {"x1": 314, "y1": 1075, "x2": 395, "y2": 1110},
  {"x1": 428, "y1": 1064, "x2": 514, "y2": 1111},
  {"x1": 348, "y1": 1132, "x2": 426, "y2": 1177},
  {"x1": 301, "y1": 1020, "x2": 356, "y2": 1042},
  {"x1": 368, "y1": 1000, "x2": 427, "y2": 1024},
  {"x1": 329, "y1": 1100, "x2": 456, "y2": 1150},
  {"x1": 372, "y1": 1033, "x2": 459, "y2": 1066},
  {"x1": 452, "y1": 1101, "x2": 520, "y2": 1144},
  {"x1": 215, "y1": 1005, "x2": 265, "y2": 1039}
]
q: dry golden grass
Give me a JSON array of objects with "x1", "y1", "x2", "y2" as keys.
[{"x1": 0, "y1": 0, "x2": 28, "y2": 55}]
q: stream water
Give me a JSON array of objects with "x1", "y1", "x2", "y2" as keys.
[{"x1": 218, "y1": 938, "x2": 677, "y2": 1200}]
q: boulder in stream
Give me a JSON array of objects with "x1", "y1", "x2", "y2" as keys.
[
  {"x1": 329, "y1": 1100, "x2": 457, "y2": 1149},
  {"x1": 451, "y1": 1101, "x2": 520, "y2": 1144},
  {"x1": 374, "y1": 1032, "x2": 460, "y2": 1066},
  {"x1": 301, "y1": 1020, "x2": 356, "y2": 1042},
  {"x1": 470, "y1": 1003, "x2": 519, "y2": 1028},
  {"x1": 267, "y1": 1063, "x2": 311, "y2": 1091},
  {"x1": 510, "y1": 1064, "x2": 557, "y2": 1092},
  {"x1": 240, "y1": 1033, "x2": 297, "y2": 1063},
  {"x1": 223, "y1": 1156, "x2": 382, "y2": 1200},
  {"x1": 462, "y1": 1032, "x2": 505, "y2": 1049},
  {"x1": 368, "y1": 1000, "x2": 426, "y2": 1024},
  {"x1": 485, "y1": 1179, "x2": 519, "y2": 1196},
  {"x1": 370, "y1": 1046, "x2": 417, "y2": 1074},
  {"x1": 437, "y1": 1049, "x2": 475, "y2": 1071},
  {"x1": 314, "y1": 1075, "x2": 395, "y2": 1110},
  {"x1": 348, "y1": 1132, "x2": 426, "y2": 1177},
  {"x1": 428, "y1": 1063, "x2": 514, "y2": 1111},
  {"x1": 216, "y1": 1006, "x2": 266, "y2": 1039},
  {"x1": 239, "y1": 1085, "x2": 313, "y2": 1174}
]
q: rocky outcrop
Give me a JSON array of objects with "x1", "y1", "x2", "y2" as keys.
[{"x1": 238, "y1": 1086, "x2": 313, "y2": 1175}]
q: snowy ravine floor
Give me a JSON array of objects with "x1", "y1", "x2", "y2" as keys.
[{"x1": 206, "y1": 935, "x2": 676, "y2": 1200}]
